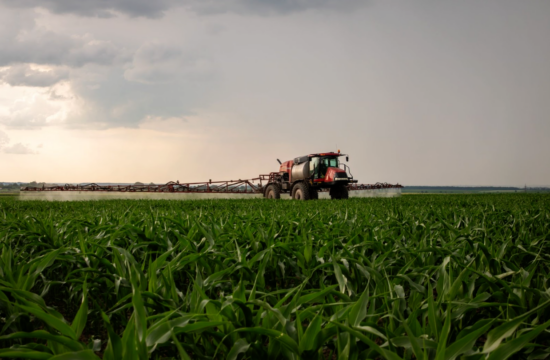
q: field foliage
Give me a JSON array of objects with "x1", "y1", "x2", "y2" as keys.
[{"x1": 0, "y1": 194, "x2": 549, "y2": 359}]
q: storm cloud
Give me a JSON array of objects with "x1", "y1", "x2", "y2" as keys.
[
  {"x1": 0, "y1": 0, "x2": 364, "y2": 18},
  {"x1": 0, "y1": 64, "x2": 69, "y2": 87},
  {"x1": 124, "y1": 43, "x2": 213, "y2": 84},
  {"x1": 0, "y1": 11, "x2": 126, "y2": 68}
]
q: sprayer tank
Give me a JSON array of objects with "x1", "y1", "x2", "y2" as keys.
[{"x1": 291, "y1": 161, "x2": 310, "y2": 181}]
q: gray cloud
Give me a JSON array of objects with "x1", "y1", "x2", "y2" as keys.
[
  {"x1": 0, "y1": 11, "x2": 127, "y2": 68},
  {"x1": 124, "y1": 42, "x2": 213, "y2": 84},
  {"x1": 0, "y1": 64, "x2": 69, "y2": 87},
  {"x1": 0, "y1": 0, "x2": 364, "y2": 18},
  {"x1": 0, "y1": 111, "x2": 48, "y2": 129},
  {"x1": 0, "y1": 33, "x2": 124, "y2": 68},
  {"x1": 0, "y1": 131, "x2": 38, "y2": 154},
  {"x1": 0, "y1": 130, "x2": 8, "y2": 148},
  {"x1": 66, "y1": 63, "x2": 214, "y2": 128},
  {"x1": 0, "y1": 90, "x2": 59, "y2": 128},
  {"x1": 186, "y1": 0, "x2": 364, "y2": 16},
  {"x1": 0, "y1": 0, "x2": 176, "y2": 18},
  {"x1": 0, "y1": 15, "x2": 213, "y2": 128},
  {"x1": 3, "y1": 142, "x2": 37, "y2": 154}
]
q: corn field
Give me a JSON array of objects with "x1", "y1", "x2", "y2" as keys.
[{"x1": 0, "y1": 194, "x2": 549, "y2": 359}]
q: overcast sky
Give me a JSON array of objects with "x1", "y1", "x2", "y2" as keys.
[{"x1": 0, "y1": 0, "x2": 549, "y2": 186}]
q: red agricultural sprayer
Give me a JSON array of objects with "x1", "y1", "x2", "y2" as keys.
[{"x1": 20, "y1": 151, "x2": 402, "y2": 200}]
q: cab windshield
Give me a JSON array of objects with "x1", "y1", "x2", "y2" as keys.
[
  {"x1": 310, "y1": 156, "x2": 339, "y2": 179},
  {"x1": 322, "y1": 157, "x2": 339, "y2": 168}
]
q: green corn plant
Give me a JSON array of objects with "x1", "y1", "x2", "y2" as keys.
[{"x1": 0, "y1": 194, "x2": 549, "y2": 359}]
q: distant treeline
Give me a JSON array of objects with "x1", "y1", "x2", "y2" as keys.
[
  {"x1": 0, "y1": 182, "x2": 53, "y2": 191},
  {"x1": 405, "y1": 186, "x2": 520, "y2": 191},
  {"x1": 403, "y1": 186, "x2": 550, "y2": 193}
]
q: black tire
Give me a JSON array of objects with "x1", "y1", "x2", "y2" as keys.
[
  {"x1": 292, "y1": 182, "x2": 311, "y2": 200},
  {"x1": 265, "y1": 184, "x2": 281, "y2": 199},
  {"x1": 340, "y1": 186, "x2": 349, "y2": 199},
  {"x1": 310, "y1": 189, "x2": 319, "y2": 200},
  {"x1": 330, "y1": 185, "x2": 349, "y2": 200}
]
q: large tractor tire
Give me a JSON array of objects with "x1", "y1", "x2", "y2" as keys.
[
  {"x1": 265, "y1": 184, "x2": 281, "y2": 199},
  {"x1": 330, "y1": 185, "x2": 349, "y2": 200},
  {"x1": 292, "y1": 182, "x2": 311, "y2": 200},
  {"x1": 340, "y1": 186, "x2": 349, "y2": 199}
]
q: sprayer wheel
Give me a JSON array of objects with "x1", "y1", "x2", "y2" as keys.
[
  {"x1": 292, "y1": 182, "x2": 311, "y2": 200},
  {"x1": 340, "y1": 186, "x2": 349, "y2": 199},
  {"x1": 330, "y1": 185, "x2": 349, "y2": 200},
  {"x1": 265, "y1": 184, "x2": 281, "y2": 199}
]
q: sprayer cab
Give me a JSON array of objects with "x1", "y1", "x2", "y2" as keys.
[{"x1": 264, "y1": 151, "x2": 358, "y2": 200}]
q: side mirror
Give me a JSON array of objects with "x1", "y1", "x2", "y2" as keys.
[{"x1": 346, "y1": 156, "x2": 349, "y2": 162}]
